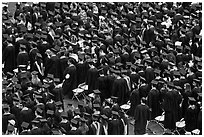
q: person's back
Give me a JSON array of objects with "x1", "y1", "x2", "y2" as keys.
[{"x1": 134, "y1": 97, "x2": 150, "y2": 135}]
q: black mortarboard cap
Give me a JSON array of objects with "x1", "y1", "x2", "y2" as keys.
[
  {"x1": 101, "y1": 114, "x2": 108, "y2": 120},
  {"x1": 31, "y1": 71, "x2": 38, "y2": 75},
  {"x1": 13, "y1": 96, "x2": 19, "y2": 102},
  {"x1": 47, "y1": 110, "x2": 54, "y2": 115},
  {"x1": 3, "y1": 104, "x2": 9, "y2": 109},
  {"x1": 41, "y1": 34, "x2": 47, "y2": 39},
  {"x1": 154, "y1": 69, "x2": 161, "y2": 74},
  {"x1": 188, "y1": 97, "x2": 196, "y2": 102},
  {"x1": 31, "y1": 120, "x2": 40, "y2": 124},
  {"x1": 40, "y1": 119, "x2": 47, "y2": 123},
  {"x1": 93, "y1": 89, "x2": 101, "y2": 94},
  {"x1": 47, "y1": 74, "x2": 54, "y2": 79},
  {"x1": 151, "y1": 80, "x2": 158, "y2": 85},
  {"x1": 52, "y1": 130, "x2": 60, "y2": 135},
  {"x1": 116, "y1": 62, "x2": 123, "y2": 67},
  {"x1": 71, "y1": 119, "x2": 78, "y2": 125},
  {"x1": 21, "y1": 122, "x2": 29, "y2": 128},
  {"x1": 36, "y1": 107, "x2": 43, "y2": 114},
  {"x1": 35, "y1": 95, "x2": 42, "y2": 99},
  {"x1": 54, "y1": 78, "x2": 60, "y2": 83},
  {"x1": 7, "y1": 125, "x2": 15, "y2": 131},
  {"x1": 112, "y1": 111, "x2": 119, "y2": 116},
  {"x1": 55, "y1": 101, "x2": 63, "y2": 106},
  {"x1": 93, "y1": 104, "x2": 100, "y2": 108},
  {"x1": 174, "y1": 71, "x2": 180, "y2": 76},
  {"x1": 61, "y1": 111, "x2": 68, "y2": 118}
]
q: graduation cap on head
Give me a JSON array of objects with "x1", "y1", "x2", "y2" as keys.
[
  {"x1": 67, "y1": 100, "x2": 73, "y2": 106},
  {"x1": 40, "y1": 118, "x2": 47, "y2": 123},
  {"x1": 136, "y1": 17, "x2": 142, "y2": 22},
  {"x1": 12, "y1": 76, "x2": 18, "y2": 82},
  {"x1": 35, "y1": 22, "x2": 41, "y2": 27},
  {"x1": 21, "y1": 122, "x2": 29, "y2": 129},
  {"x1": 55, "y1": 101, "x2": 63, "y2": 106},
  {"x1": 197, "y1": 93, "x2": 202, "y2": 98},
  {"x1": 31, "y1": 71, "x2": 38, "y2": 75},
  {"x1": 36, "y1": 107, "x2": 43, "y2": 114},
  {"x1": 193, "y1": 79, "x2": 200, "y2": 83},
  {"x1": 83, "y1": 112, "x2": 91, "y2": 117},
  {"x1": 93, "y1": 89, "x2": 101, "y2": 94},
  {"x1": 35, "y1": 95, "x2": 43, "y2": 99},
  {"x1": 167, "y1": 82, "x2": 174, "y2": 88},
  {"x1": 27, "y1": 33, "x2": 33, "y2": 39},
  {"x1": 74, "y1": 109, "x2": 81, "y2": 115},
  {"x1": 7, "y1": 125, "x2": 15, "y2": 132},
  {"x1": 111, "y1": 96, "x2": 118, "y2": 101},
  {"x1": 2, "y1": 80, "x2": 8, "y2": 85},
  {"x1": 78, "y1": 101, "x2": 84, "y2": 107},
  {"x1": 93, "y1": 103, "x2": 100, "y2": 108},
  {"x1": 61, "y1": 111, "x2": 68, "y2": 118},
  {"x1": 179, "y1": 69, "x2": 186, "y2": 76},
  {"x1": 35, "y1": 33, "x2": 41, "y2": 39},
  {"x1": 42, "y1": 83, "x2": 50, "y2": 89},
  {"x1": 3, "y1": 104, "x2": 9, "y2": 109},
  {"x1": 31, "y1": 120, "x2": 40, "y2": 124},
  {"x1": 52, "y1": 130, "x2": 60, "y2": 135},
  {"x1": 47, "y1": 110, "x2": 54, "y2": 115},
  {"x1": 151, "y1": 80, "x2": 158, "y2": 85},
  {"x1": 71, "y1": 119, "x2": 78, "y2": 125},
  {"x1": 175, "y1": 86, "x2": 182, "y2": 91},
  {"x1": 48, "y1": 10, "x2": 54, "y2": 16},
  {"x1": 174, "y1": 71, "x2": 180, "y2": 77},
  {"x1": 116, "y1": 62, "x2": 123, "y2": 67},
  {"x1": 13, "y1": 96, "x2": 19, "y2": 102},
  {"x1": 47, "y1": 74, "x2": 54, "y2": 79},
  {"x1": 7, "y1": 72, "x2": 14, "y2": 77},
  {"x1": 41, "y1": 34, "x2": 47, "y2": 39},
  {"x1": 3, "y1": 34, "x2": 8, "y2": 39},
  {"x1": 54, "y1": 78, "x2": 60, "y2": 83},
  {"x1": 101, "y1": 114, "x2": 108, "y2": 120},
  {"x1": 154, "y1": 69, "x2": 161, "y2": 74},
  {"x1": 112, "y1": 111, "x2": 119, "y2": 116},
  {"x1": 188, "y1": 97, "x2": 196, "y2": 102}
]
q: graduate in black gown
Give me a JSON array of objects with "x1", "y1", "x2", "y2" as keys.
[
  {"x1": 86, "y1": 60, "x2": 99, "y2": 94},
  {"x1": 2, "y1": 42, "x2": 16, "y2": 74},
  {"x1": 62, "y1": 58, "x2": 77, "y2": 98},
  {"x1": 134, "y1": 97, "x2": 150, "y2": 135},
  {"x1": 147, "y1": 80, "x2": 161, "y2": 119}
]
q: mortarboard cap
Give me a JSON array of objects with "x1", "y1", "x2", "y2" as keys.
[
  {"x1": 21, "y1": 122, "x2": 29, "y2": 129},
  {"x1": 174, "y1": 71, "x2": 180, "y2": 76},
  {"x1": 3, "y1": 104, "x2": 9, "y2": 109},
  {"x1": 47, "y1": 74, "x2": 54, "y2": 79},
  {"x1": 40, "y1": 119, "x2": 47, "y2": 123},
  {"x1": 36, "y1": 107, "x2": 43, "y2": 114},
  {"x1": 101, "y1": 114, "x2": 108, "y2": 120},
  {"x1": 7, "y1": 125, "x2": 15, "y2": 132},
  {"x1": 52, "y1": 130, "x2": 60, "y2": 135},
  {"x1": 112, "y1": 111, "x2": 119, "y2": 116},
  {"x1": 61, "y1": 111, "x2": 68, "y2": 118},
  {"x1": 12, "y1": 96, "x2": 19, "y2": 102},
  {"x1": 151, "y1": 80, "x2": 158, "y2": 85},
  {"x1": 55, "y1": 101, "x2": 63, "y2": 106},
  {"x1": 93, "y1": 104, "x2": 100, "y2": 108},
  {"x1": 71, "y1": 119, "x2": 78, "y2": 125},
  {"x1": 188, "y1": 97, "x2": 196, "y2": 102},
  {"x1": 31, "y1": 71, "x2": 38, "y2": 75},
  {"x1": 154, "y1": 69, "x2": 161, "y2": 74},
  {"x1": 31, "y1": 120, "x2": 40, "y2": 124},
  {"x1": 197, "y1": 93, "x2": 202, "y2": 97},
  {"x1": 47, "y1": 110, "x2": 54, "y2": 115},
  {"x1": 93, "y1": 89, "x2": 101, "y2": 94}
]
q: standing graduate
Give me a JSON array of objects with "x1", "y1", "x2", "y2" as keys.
[
  {"x1": 62, "y1": 58, "x2": 77, "y2": 98},
  {"x1": 134, "y1": 97, "x2": 150, "y2": 135},
  {"x1": 17, "y1": 44, "x2": 30, "y2": 67},
  {"x1": 86, "y1": 60, "x2": 99, "y2": 94},
  {"x1": 147, "y1": 80, "x2": 161, "y2": 119},
  {"x1": 2, "y1": 42, "x2": 16, "y2": 74}
]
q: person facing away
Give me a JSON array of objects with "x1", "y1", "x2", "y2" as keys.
[{"x1": 134, "y1": 97, "x2": 150, "y2": 135}]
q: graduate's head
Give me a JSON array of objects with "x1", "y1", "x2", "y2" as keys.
[{"x1": 141, "y1": 97, "x2": 147, "y2": 104}]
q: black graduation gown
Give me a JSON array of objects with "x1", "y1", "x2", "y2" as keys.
[
  {"x1": 147, "y1": 88, "x2": 161, "y2": 119},
  {"x1": 45, "y1": 55, "x2": 61, "y2": 78},
  {"x1": 86, "y1": 67, "x2": 99, "y2": 93},
  {"x1": 10, "y1": 106, "x2": 21, "y2": 131},
  {"x1": 129, "y1": 89, "x2": 140, "y2": 117},
  {"x1": 163, "y1": 90, "x2": 176, "y2": 130},
  {"x1": 108, "y1": 119, "x2": 121, "y2": 135},
  {"x1": 30, "y1": 127, "x2": 44, "y2": 135},
  {"x1": 97, "y1": 75, "x2": 108, "y2": 100},
  {"x1": 62, "y1": 65, "x2": 77, "y2": 98},
  {"x1": 29, "y1": 48, "x2": 39, "y2": 70},
  {"x1": 185, "y1": 106, "x2": 199, "y2": 132},
  {"x1": 145, "y1": 67, "x2": 155, "y2": 84},
  {"x1": 20, "y1": 130, "x2": 31, "y2": 135},
  {"x1": 134, "y1": 104, "x2": 150, "y2": 135},
  {"x1": 59, "y1": 56, "x2": 68, "y2": 81},
  {"x1": 106, "y1": 75, "x2": 116, "y2": 98},
  {"x1": 2, "y1": 113, "x2": 16, "y2": 134},
  {"x1": 59, "y1": 121, "x2": 71, "y2": 134},
  {"x1": 19, "y1": 108, "x2": 34, "y2": 126},
  {"x1": 139, "y1": 84, "x2": 150, "y2": 98},
  {"x1": 2, "y1": 45, "x2": 16, "y2": 73},
  {"x1": 76, "y1": 62, "x2": 88, "y2": 85},
  {"x1": 17, "y1": 51, "x2": 29, "y2": 66},
  {"x1": 111, "y1": 78, "x2": 128, "y2": 105},
  {"x1": 68, "y1": 128, "x2": 82, "y2": 135}
]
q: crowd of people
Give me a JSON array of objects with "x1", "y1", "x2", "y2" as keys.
[{"x1": 2, "y1": 2, "x2": 202, "y2": 135}]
